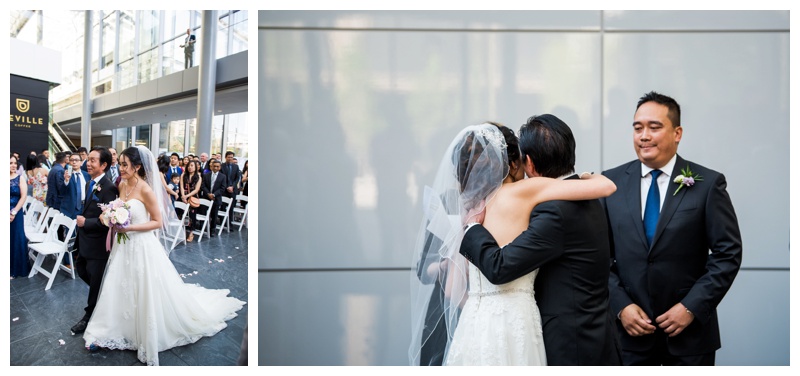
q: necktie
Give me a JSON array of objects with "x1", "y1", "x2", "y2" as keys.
[
  {"x1": 212, "y1": 173, "x2": 217, "y2": 189},
  {"x1": 88, "y1": 179, "x2": 96, "y2": 202},
  {"x1": 643, "y1": 170, "x2": 662, "y2": 247},
  {"x1": 76, "y1": 173, "x2": 84, "y2": 203}
]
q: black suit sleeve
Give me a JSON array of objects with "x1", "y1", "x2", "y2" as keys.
[
  {"x1": 460, "y1": 202, "x2": 565, "y2": 285},
  {"x1": 683, "y1": 173, "x2": 742, "y2": 325}
]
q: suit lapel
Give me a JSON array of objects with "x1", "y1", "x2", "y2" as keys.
[
  {"x1": 624, "y1": 162, "x2": 649, "y2": 249},
  {"x1": 651, "y1": 155, "x2": 688, "y2": 249},
  {"x1": 83, "y1": 178, "x2": 93, "y2": 212}
]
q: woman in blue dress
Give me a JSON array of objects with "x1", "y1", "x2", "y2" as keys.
[{"x1": 10, "y1": 154, "x2": 30, "y2": 279}]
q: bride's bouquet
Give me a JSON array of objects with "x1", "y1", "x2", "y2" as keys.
[{"x1": 99, "y1": 199, "x2": 132, "y2": 247}]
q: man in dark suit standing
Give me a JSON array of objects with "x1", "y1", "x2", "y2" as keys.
[
  {"x1": 61, "y1": 154, "x2": 91, "y2": 220},
  {"x1": 70, "y1": 147, "x2": 119, "y2": 335},
  {"x1": 77, "y1": 147, "x2": 89, "y2": 172},
  {"x1": 221, "y1": 151, "x2": 241, "y2": 218},
  {"x1": 460, "y1": 114, "x2": 621, "y2": 365},
  {"x1": 108, "y1": 147, "x2": 121, "y2": 186},
  {"x1": 202, "y1": 159, "x2": 228, "y2": 237},
  {"x1": 601, "y1": 91, "x2": 742, "y2": 366},
  {"x1": 41, "y1": 149, "x2": 52, "y2": 169},
  {"x1": 45, "y1": 152, "x2": 69, "y2": 211}
]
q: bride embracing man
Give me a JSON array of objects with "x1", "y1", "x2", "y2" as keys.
[{"x1": 410, "y1": 116, "x2": 621, "y2": 366}]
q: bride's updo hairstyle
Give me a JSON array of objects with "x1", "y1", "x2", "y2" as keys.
[
  {"x1": 121, "y1": 147, "x2": 147, "y2": 179},
  {"x1": 454, "y1": 122, "x2": 518, "y2": 209}
]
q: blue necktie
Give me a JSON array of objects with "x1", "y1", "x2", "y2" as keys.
[
  {"x1": 88, "y1": 180, "x2": 96, "y2": 201},
  {"x1": 643, "y1": 170, "x2": 662, "y2": 247}
]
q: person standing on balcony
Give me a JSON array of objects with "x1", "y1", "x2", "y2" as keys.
[{"x1": 180, "y1": 28, "x2": 196, "y2": 69}]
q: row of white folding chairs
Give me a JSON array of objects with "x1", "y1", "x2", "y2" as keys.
[
  {"x1": 189, "y1": 194, "x2": 249, "y2": 242},
  {"x1": 27, "y1": 213, "x2": 77, "y2": 290}
]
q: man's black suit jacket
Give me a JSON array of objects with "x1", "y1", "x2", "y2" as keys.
[
  {"x1": 220, "y1": 162, "x2": 240, "y2": 196},
  {"x1": 460, "y1": 176, "x2": 621, "y2": 365},
  {"x1": 601, "y1": 155, "x2": 742, "y2": 357},
  {"x1": 76, "y1": 174, "x2": 119, "y2": 260},
  {"x1": 202, "y1": 171, "x2": 228, "y2": 200}
]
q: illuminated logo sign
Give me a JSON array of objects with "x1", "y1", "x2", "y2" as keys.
[{"x1": 16, "y1": 98, "x2": 30, "y2": 113}]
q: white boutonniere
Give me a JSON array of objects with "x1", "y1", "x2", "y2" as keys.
[{"x1": 673, "y1": 165, "x2": 703, "y2": 196}]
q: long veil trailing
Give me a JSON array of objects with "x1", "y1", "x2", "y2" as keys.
[
  {"x1": 136, "y1": 145, "x2": 181, "y2": 255},
  {"x1": 409, "y1": 123, "x2": 509, "y2": 365}
]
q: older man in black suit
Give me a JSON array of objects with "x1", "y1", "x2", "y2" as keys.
[
  {"x1": 601, "y1": 91, "x2": 742, "y2": 366},
  {"x1": 71, "y1": 147, "x2": 119, "y2": 335}
]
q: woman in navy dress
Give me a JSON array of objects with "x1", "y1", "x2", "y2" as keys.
[{"x1": 10, "y1": 154, "x2": 29, "y2": 279}]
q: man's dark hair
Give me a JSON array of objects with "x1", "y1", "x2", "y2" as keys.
[
  {"x1": 518, "y1": 114, "x2": 576, "y2": 179},
  {"x1": 77, "y1": 146, "x2": 88, "y2": 154},
  {"x1": 91, "y1": 146, "x2": 112, "y2": 172},
  {"x1": 225, "y1": 151, "x2": 235, "y2": 157},
  {"x1": 41, "y1": 149, "x2": 48, "y2": 154},
  {"x1": 171, "y1": 152, "x2": 180, "y2": 159},
  {"x1": 54, "y1": 152, "x2": 68, "y2": 164},
  {"x1": 636, "y1": 91, "x2": 681, "y2": 128}
]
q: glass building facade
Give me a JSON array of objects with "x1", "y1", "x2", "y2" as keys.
[{"x1": 11, "y1": 10, "x2": 249, "y2": 158}]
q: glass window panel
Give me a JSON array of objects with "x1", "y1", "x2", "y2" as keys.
[
  {"x1": 118, "y1": 58, "x2": 135, "y2": 89},
  {"x1": 231, "y1": 12, "x2": 248, "y2": 54},
  {"x1": 118, "y1": 11, "x2": 136, "y2": 61},
  {"x1": 187, "y1": 118, "x2": 198, "y2": 155},
  {"x1": 224, "y1": 112, "x2": 248, "y2": 158},
  {"x1": 101, "y1": 13, "x2": 116, "y2": 69},
  {"x1": 162, "y1": 39, "x2": 181, "y2": 76},
  {"x1": 158, "y1": 123, "x2": 169, "y2": 155},
  {"x1": 138, "y1": 48, "x2": 158, "y2": 84},
  {"x1": 212, "y1": 115, "x2": 225, "y2": 155},
  {"x1": 163, "y1": 11, "x2": 175, "y2": 43},
  {"x1": 136, "y1": 124, "x2": 151, "y2": 148},
  {"x1": 168, "y1": 120, "x2": 186, "y2": 154},
  {"x1": 217, "y1": 14, "x2": 230, "y2": 58},
  {"x1": 138, "y1": 10, "x2": 159, "y2": 51},
  {"x1": 175, "y1": 11, "x2": 191, "y2": 38}
]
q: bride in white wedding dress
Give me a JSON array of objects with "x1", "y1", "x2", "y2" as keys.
[
  {"x1": 410, "y1": 123, "x2": 614, "y2": 366},
  {"x1": 83, "y1": 146, "x2": 245, "y2": 366}
]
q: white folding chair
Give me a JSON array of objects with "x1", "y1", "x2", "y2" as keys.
[
  {"x1": 26, "y1": 207, "x2": 60, "y2": 244},
  {"x1": 24, "y1": 201, "x2": 47, "y2": 234},
  {"x1": 28, "y1": 214, "x2": 77, "y2": 290},
  {"x1": 23, "y1": 195, "x2": 36, "y2": 214},
  {"x1": 166, "y1": 201, "x2": 190, "y2": 250},
  {"x1": 192, "y1": 199, "x2": 213, "y2": 242},
  {"x1": 231, "y1": 194, "x2": 248, "y2": 231},
  {"x1": 216, "y1": 196, "x2": 233, "y2": 236}
]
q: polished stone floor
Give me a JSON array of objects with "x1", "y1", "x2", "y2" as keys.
[{"x1": 10, "y1": 227, "x2": 249, "y2": 366}]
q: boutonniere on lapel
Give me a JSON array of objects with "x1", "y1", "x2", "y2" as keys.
[
  {"x1": 91, "y1": 181, "x2": 102, "y2": 201},
  {"x1": 672, "y1": 165, "x2": 703, "y2": 196}
]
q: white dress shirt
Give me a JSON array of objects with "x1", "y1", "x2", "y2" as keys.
[{"x1": 640, "y1": 154, "x2": 677, "y2": 219}]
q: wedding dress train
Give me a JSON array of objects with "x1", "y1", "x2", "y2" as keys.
[{"x1": 83, "y1": 199, "x2": 245, "y2": 366}]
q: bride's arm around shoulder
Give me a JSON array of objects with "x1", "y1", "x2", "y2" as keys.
[{"x1": 508, "y1": 173, "x2": 616, "y2": 207}]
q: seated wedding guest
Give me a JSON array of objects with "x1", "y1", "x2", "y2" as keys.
[{"x1": 180, "y1": 160, "x2": 203, "y2": 242}]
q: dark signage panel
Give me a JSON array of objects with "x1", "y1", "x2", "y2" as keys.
[{"x1": 10, "y1": 75, "x2": 50, "y2": 156}]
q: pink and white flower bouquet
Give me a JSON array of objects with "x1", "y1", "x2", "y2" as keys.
[{"x1": 99, "y1": 199, "x2": 132, "y2": 246}]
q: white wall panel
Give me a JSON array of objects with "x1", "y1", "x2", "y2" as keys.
[
  {"x1": 260, "y1": 29, "x2": 601, "y2": 270},
  {"x1": 604, "y1": 10, "x2": 789, "y2": 31},
  {"x1": 260, "y1": 10, "x2": 600, "y2": 30},
  {"x1": 260, "y1": 270, "x2": 411, "y2": 365}
]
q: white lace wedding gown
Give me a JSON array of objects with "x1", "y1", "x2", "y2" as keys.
[
  {"x1": 83, "y1": 199, "x2": 245, "y2": 366},
  {"x1": 444, "y1": 263, "x2": 547, "y2": 366}
]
